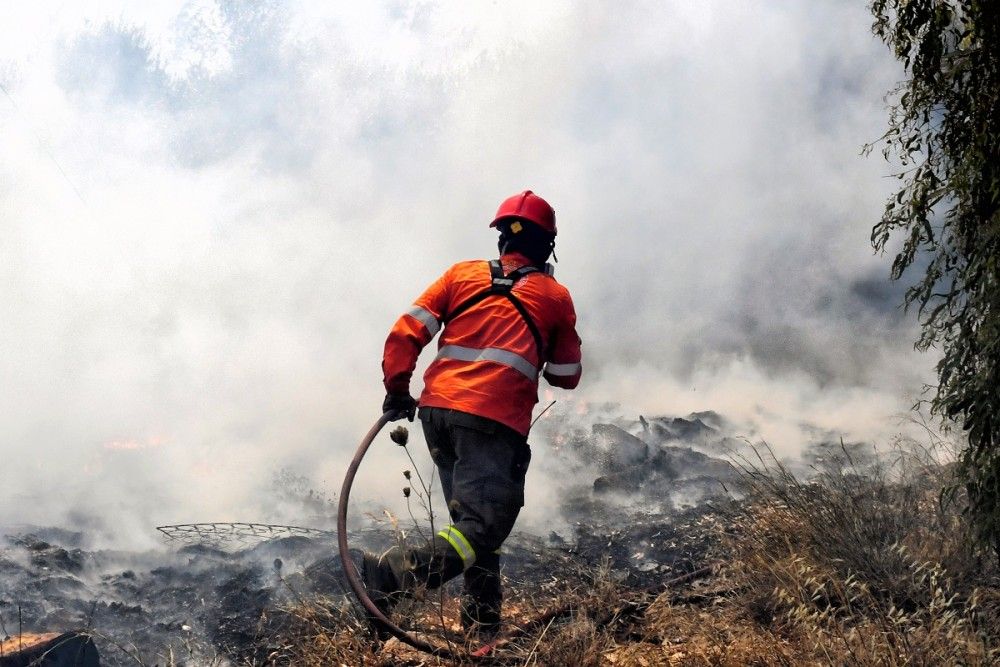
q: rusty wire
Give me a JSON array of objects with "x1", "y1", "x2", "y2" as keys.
[{"x1": 156, "y1": 523, "x2": 334, "y2": 548}]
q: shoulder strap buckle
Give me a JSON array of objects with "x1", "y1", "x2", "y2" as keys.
[{"x1": 490, "y1": 259, "x2": 537, "y2": 292}]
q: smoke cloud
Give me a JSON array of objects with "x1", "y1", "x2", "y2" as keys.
[{"x1": 0, "y1": 1, "x2": 931, "y2": 546}]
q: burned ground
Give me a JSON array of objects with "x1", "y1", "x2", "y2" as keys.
[
  {"x1": 0, "y1": 409, "x2": 741, "y2": 665},
  {"x1": 8, "y1": 410, "x2": 985, "y2": 666}
]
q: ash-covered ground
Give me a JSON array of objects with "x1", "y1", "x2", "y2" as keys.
[{"x1": 1, "y1": 409, "x2": 762, "y2": 665}]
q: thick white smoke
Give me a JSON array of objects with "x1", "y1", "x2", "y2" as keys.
[{"x1": 0, "y1": 1, "x2": 931, "y2": 547}]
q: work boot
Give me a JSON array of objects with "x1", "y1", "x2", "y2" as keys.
[
  {"x1": 398, "y1": 535, "x2": 467, "y2": 592},
  {"x1": 461, "y1": 551, "x2": 502, "y2": 639},
  {"x1": 361, "y1": 536, "x2": 467, "y2": 617},
  {"x1": 359, "y1": 550, "x2": 404, "y2": 617}
]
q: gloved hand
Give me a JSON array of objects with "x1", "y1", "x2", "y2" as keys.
[{"x1": 382, "y1": 393, "x2": 417, "y2": 422}]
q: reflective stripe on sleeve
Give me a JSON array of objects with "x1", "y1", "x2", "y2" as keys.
[
  {"x1": 436, "y1": 344, "x2": 538, "y2": 380},
  {"x1": 437, "y1": 525, "x2": 476, "y2": 569},
  {"x1": 406, "y1": 305, "x2": 440, "y2": 337},
  {"x1": 544, "y1": 361, "x2": 581, "y2": 376}
]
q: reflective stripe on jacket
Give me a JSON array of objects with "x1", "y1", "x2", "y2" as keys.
[{"x1": 382, "y1": 252, "x2": 582, "y2": 435}]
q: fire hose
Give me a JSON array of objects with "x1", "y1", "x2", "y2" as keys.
[
  {"x1": 337, "y1": 412, "x2": 466, "y2": 660},
  {"x1": 337, "y1": 413, "x2": 717, "y2": 661}
]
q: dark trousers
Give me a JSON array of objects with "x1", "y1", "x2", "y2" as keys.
[{"x1": 419, "y1": 407, "x2": 531, "y2": 623}]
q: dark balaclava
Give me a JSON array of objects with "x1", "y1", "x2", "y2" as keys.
[{"x1": 496, "y1": 218, "x2": 556, "y2": 266}]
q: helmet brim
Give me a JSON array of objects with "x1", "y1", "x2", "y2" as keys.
[{"x1": 490, "y1": 215, "x2": 556, "y2": 235}]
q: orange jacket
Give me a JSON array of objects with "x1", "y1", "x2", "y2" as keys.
[{"x1": 383, "y1": 252, "x2": 582, "y2": 435}]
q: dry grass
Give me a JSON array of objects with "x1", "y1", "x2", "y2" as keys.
[
  {"x1": 617, "y1": 600, "x2": 800, "y2": 666},
  {"x1": 264, "y1": 437, "x2": 1000, "y2": 666},
  {"x1": 261, "y1": 597, "x2": 382, "y2": 666},
  {"x1": 713, "y1": 438, "x2": 1000, "y2": 666}
]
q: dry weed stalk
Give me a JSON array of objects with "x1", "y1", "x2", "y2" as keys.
[
  {"x1": 265, "y1": 431, "x2": 1000, "y2": 666},
  {"x1": 269, "y1": 597, "x2": 381, "y2": 666},
  {"x1": 723, "y1": 438, "x2": 1000, "y2": 665}
]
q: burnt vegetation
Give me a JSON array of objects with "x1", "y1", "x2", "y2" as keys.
[
  {"x1": 273, "y1": 424, "x2": 1000, "y2": 666},
  {"x1": 4, "y1": 411, "x2": 999, "y2": 665}
]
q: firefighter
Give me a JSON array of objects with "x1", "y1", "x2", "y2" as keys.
[{"x1": 363, "y1": 190, "x2": 582, "y2": 638}]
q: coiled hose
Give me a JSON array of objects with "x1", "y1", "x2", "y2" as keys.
[{"x1": 337, "y1": 413, "x2": 470, "y2": 661}]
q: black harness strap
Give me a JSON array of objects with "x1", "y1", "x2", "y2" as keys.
[{"x1": 441, "y1": 260, "x2": 546, "y2": 366}]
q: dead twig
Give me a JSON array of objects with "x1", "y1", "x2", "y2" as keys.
[{"x1": 522, "y1": 617, "x2": 555, "y2": 666}]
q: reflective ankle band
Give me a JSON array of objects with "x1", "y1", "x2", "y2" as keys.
[{"x1": 438, "y1": 525, "x2": 476, "y2": 569}]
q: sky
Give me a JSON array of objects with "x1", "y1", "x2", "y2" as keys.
[{"x1": 0, "y1": 1, "x2": 933, "y2": 546}]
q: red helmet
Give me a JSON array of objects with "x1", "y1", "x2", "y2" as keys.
[{"x1": 490, "y1": 190, "x2": 556, "y2": 235}]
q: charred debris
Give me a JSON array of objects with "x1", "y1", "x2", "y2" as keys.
[{"x1": 0, "y1": 410, "x2": 744, "y2": 665}]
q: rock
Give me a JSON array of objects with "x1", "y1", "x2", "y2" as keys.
[
  {"x1": 643, "y1": 416, "x2": 718, "y2": 444},
  {"x1": 637, "y1": 560, "x2": 660, "y2": 573},
  {"x1": 2, "y1": 527, "x2": 84, "y2": 549},
  {"x1": 592, "y1": 442, "x2": 736, "y2": 496},
  {"x1": 649, "y1": 446, "x2": 735, "y2": 480},
  {"x1": 593, "y1": 467, "x2": 647, "y2": 495},
  {"x1": 592, "y1": 424, "x2": 649, "y2": 470},
  {"x1": 9, "y1": 536, "x2": 87, "y2": 574},
  {"x1": 685, "y1": 411, "x2": 726, "y2": 430}
]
